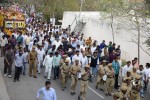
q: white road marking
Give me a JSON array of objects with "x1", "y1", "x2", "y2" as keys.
[{"x1": 88, "y1": 86, "x2": 105, "y2": 99}]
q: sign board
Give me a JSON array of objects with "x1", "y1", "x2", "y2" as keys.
[{"x1": 5, "y1": 20, "x2": 25, "y2": 29}]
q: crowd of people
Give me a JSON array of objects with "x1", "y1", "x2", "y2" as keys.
[{"x1": 0, "y1": 17, "x2": 150, "y2": 100}]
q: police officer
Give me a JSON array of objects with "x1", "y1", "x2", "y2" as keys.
[
  {"x1": 96, "y1": 60, "x2": 107, "y2": 90},
  {"x1": 119, "y1": 85, "x2": 129, "y2": 100},
  {"x1": 60, "y1": 55, "x2": 67, "y2": 66},
  {"x1": 130, "y1": 74, "x2": 142, "y2": 100},
  {"x1": 78, "y1": 65, "x2": 90, "y2": 100},
  {"x1": 70, "y1": 59, "x2": 81, "y2": 95},
  {"x1": 105, "y1": 63, "x2": 115, "y2": 96},
  {"x1": 28, "y1": 46, "x2": 38, "y2": 78},
  {"x1": 60, "y1": 59, "x2": 70, "y2": 91}
]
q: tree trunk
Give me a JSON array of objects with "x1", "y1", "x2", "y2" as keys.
[{"x1": 111, "y1": 13, "x2": 115, "y2": 43}]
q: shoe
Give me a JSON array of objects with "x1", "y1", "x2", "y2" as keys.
[
  {"x1": 108, "y1": 93, "x2": 112, "y2": 96},
  {"x1": 105, "y1": 93, "x2": 108, "y2": 96},
  {"x1": 47, "y1": 79, "x2": 51, "y2": 81},
  {"x1": 95, "y1": 86, "x2": 98, "y2": 89},
  {"x1": 8, "y1": 75, "x2": 12, "y2": 78},
  {"x1": 100, "y1": 89, "x2": 104, "y2": 91},
  {"x1": 4, "y1": 74, "x2": 7, "y2": 77},
  {"x1": 141, "y1": 94, "x2": 144, "y2": 98},
  {"x1": 71, "y1": 92, "x2": 74, "y2": 95},
  {"x1": 34, "y1": 76, "x2": 37, "y2": 78},
  {"x1": 53, "y1": 78, "x2": 56, "y2": 80},
  {"x1": 77, "y1": 95, "x2": 81, "y2": 100},
  {"x1": 62, "y1": 88, "x2": 65, "y2": 91}
]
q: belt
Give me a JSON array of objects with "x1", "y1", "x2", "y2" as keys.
[
  {"x1": 30, "y1": 59, "x2": 36, "y2": 60},
  {"x1": 132, "y1": 91, "x2": 138, "y2": 94},
  {"x1": 82, "y1": 79, "x2": 88, "y2": 81}
]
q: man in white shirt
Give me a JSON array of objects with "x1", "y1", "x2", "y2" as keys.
[
  {"x1": 91, "y1": 44, "x2": 97, "y2": 54},
  {"x1": 1, "y1": 36, "x2": 8, "y2": 57},
  {"x1": 25, "y1": 33, "x2": 31, "y2": 51},
  {"x1": 43, "y1": 52, "x2": 53, "y2": 80},
  {"x1": 37, "y1": 44, "x2": 45, "y2": 74},
  {"x1": 53, "y1": 38, "x2": 62, "y2": 50},
  {"x1": 14, "y1": 51, "x2": 24, "y2": 82},
  {"x1": 72, "y1": 50, "x2": 82, "y2": 65},
  {"x1": 122, "y1": 61, "x2": 133, "y2": 78},
  {"x1": 36, "y1": 81, "x2": 57, "y2": 100},
  {"x1": 81, "y1": 52, "x2": 88, "y2": 68}
]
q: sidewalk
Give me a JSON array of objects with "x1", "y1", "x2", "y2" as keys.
[{"x1": 0, "y1": 71, "x2": 10, "y2": 100}]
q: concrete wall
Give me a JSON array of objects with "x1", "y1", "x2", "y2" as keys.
[{"x1": 62, "y1": 11, "x2": 150, "y2": 65}]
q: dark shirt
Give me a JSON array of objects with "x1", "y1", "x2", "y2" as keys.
[
  {"x1": 109, "y1": 53, "x2": 117, "y2": 63},
  {"x1": 99, "y1": 43, "x2": 106, "y2": 49}
]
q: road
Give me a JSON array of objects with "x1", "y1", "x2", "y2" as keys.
[{"x1": 0, "y1": 57, "x2": 149, "y2": 100}]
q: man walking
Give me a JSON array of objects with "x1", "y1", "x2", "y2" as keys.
[
  {"x1": 36, "y1": 81, "x2": 57, "y2": 100},
  {"x1": 14, "y1": 49, "x2": 24, "y2": 82},
  {"x1": 112, "y1": 58, "x2": 120, "y2": 89},
  {"x1": 78, "y1": 65, "x2": 90, "y2": 100},
  {"x1": 4, "y1": 45, "x2": 14, "y2": 78},
  {"x1": 43, "y1": 52, "x2": 53, "y2": 80},
  {"x1": 60, "y1": 59, "x2": 70, "y2": 91},
  {"x1": 28, "y1": 46, "x2": 38, "y2": 78},
  {"x1": 70, "y1": 59, "x2": 81, "y2": 95},
  {"x1": 53, "y1": 51, "x2": 61, "y2": 80}
]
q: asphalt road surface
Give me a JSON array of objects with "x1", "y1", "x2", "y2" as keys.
[{"x1": 0, "y1": 57, "x2": 149, "y2": 100}]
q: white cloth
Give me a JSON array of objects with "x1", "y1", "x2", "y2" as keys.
[
  {"x1": 43, "y1": 55, "x2": 53, "y2": 79},
  {"x1": 122, "y1": 65, "x2": 133, "y2": 77},
  {"x1": 137, "y1": 69, "x2": 145, "y2": 80},
  {"x1": 53, "y1": 40, "x2": 62, "y2": 50},
  {"x1": 81, "y1": 56, "x2": 88, "y2": 68},
  {"x1": 72, "y1": 55, "x2": 82, "y2": 64},
  {"x1": 37, "y1": 49, "x2": 45, "y2": 61},
  {"x1": 23, "y1": 52, "x2": 28, "y2": 62},
  {"x1": 36, "y1": 87, "x2": 57, "y2": 100},
  {"x1": 1, "y1": 38, "x2": 8, "y2": 46},
  {"x1": 91, "y1": 46, "x2": 96, "y2": 54},
  {"x1": 0, "y1": 31, "x2": 4, "y2": 45},
  {"x1": 15, "y1": 53, "x2": 24, "y2": 67}
]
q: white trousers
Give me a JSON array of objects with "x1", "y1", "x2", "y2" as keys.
[
  {"x1": 38, "y1": 60, "x2": 43, "y2": 73},
  {"x1": 45, "y1": 66, "x2": 52, "y2": 80}
]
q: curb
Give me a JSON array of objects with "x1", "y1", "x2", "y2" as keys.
[{"x1": 0, "y1": 71, "x2": 10, "y2": 100}]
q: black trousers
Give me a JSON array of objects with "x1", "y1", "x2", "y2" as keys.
[
  {"x1": 114, "y1": 74, "x2": 119, "y2": 88},
  {"x1": 4, "y1": 61, "x2": 12, "y2": 75},
  {"x1": 14, "y1": 66, "x2": 22, "y2": 80},
  {"x1": 53, "y1": 66, "x2": 60, "y2": 79}
]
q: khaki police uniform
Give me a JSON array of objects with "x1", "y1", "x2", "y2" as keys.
[
  {"x1": 28, "y1": 46, "x2": 37, "y2": 77},
  {"x1": 60, "y1": 59, "x2": 70, "y2": 90},
  {"x1": 130, "y1": 74, "x2": 142, "y2": 100},
  {"x1": 70, "y1": 59, "x2": 81, "y2": 94},
  {"x1": 96, "y1": 63, "x2": 107, "y2": 90},
  {"x1": 113, "y1": 92, "x2": 120, "y2": 100},
  {"x1": 119, "y1": 85, "x2": 129, "y2": 100},
  {"x1": 105, "y1": 63, "x2": 115, "y2": 95},
  {"x1": 78, "y1": 65, "x2": 90, "y2": 100}
]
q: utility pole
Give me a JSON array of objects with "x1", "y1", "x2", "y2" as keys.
[{"x1": 79, "y1": 0, "x2": 84, "y2": 20}]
